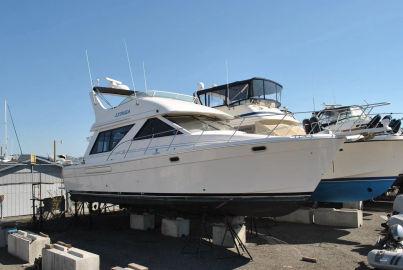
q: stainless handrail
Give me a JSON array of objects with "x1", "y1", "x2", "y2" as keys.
[{"x1": 227, "y1": 117, "x2": 245, "y2": 142}]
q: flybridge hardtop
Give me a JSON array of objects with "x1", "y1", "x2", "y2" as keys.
[
  {"x1": 196, "y1": 77, "x2": 283, "y2": 108},
  {"x1": 90, "y1": 86, "x2": 232, "y2": 131}
]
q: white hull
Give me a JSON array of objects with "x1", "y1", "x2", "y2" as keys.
[
  {"x1": 324, "y1": 136, "x2": 403, "y2": 180},
  {"x1": 64, "y1": 136, "x2": 343, "y2": 216}
]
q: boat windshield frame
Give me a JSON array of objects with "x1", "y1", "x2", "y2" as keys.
[
  {"x1": 196, "y1": 78, "x2": 283, "y2": 108},
  {"x1": 314, "y1": 105, "x2": 369, "y2": 127},
  {"x1": 164, "y1": 114, "x2": 234, "y2": 133},
  {"x1": 118, "y1": 90, "x2": 197, "y2": 106}
]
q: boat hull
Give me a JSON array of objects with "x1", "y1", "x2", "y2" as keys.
[
  {"x1": 69, "y1": 191, "x2": 311, "y2": 217},
  {"x1": 313, "y1": 137, "x2": 403, "y2": 202},
  {"x1": 64, "y1": 136, "x2": 343, "y2": 217},
  {"x1": 311, "y1": 177, "x2": 396, "y2": 202}
]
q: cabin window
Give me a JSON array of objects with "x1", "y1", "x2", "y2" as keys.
[
  {"x1": 90, "y1": 124, "x2": 133, "y2": 154},
  {"x1": 165, "y1": 115, "x2": 233, "y2": 132},
  {"x1": 133, "y1": 118, "x2": 181, "y2": 141}
]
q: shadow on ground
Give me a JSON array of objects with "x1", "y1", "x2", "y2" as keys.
[
  {"x1": 34, "y1": 214, "x2": 251, "y2": 270},
  {"x1": 0, "y1": 247, "x2": 26, "y2": 265}
]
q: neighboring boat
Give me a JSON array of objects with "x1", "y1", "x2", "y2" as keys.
[
  {"x1": 63, "y1": 79, "x2": 344, "y2": 217},
  {"x1": 195, "y1": 77, "x2": 403, "y2": 202},
  {"x1": 305, "y1": 103, "x2": 401, "y2": 137},
  {"x1": 306, "y1": 104, "x2": 403, "y2": 202}
]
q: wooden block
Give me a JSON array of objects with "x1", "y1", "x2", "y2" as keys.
[{"x1": 128, "y1": 262, "x2": 149, "y2": 270}]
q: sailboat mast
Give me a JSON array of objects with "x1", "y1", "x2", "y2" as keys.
[{"x1": 4, "y1": 99, "x2": 7, "y2": 157}]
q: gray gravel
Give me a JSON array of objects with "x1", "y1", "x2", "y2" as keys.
[{"x1": 0, "y1": 203, "x2": 391, "y2": 270}]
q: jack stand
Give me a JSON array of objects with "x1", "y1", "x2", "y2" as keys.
[
  {"x1": 220, "y1": 221, "x2": 253, "y2": 260},
  {"x1": 247, "y1": 217, "x2": 259, "y2": 238}
]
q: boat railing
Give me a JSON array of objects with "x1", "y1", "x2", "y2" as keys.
[
  {"x1": 105, "y1": 114, "x2": 317, "y2": 161},
  {"x1": 146, "y1": 90, "x2": 197, "y2": 103}
]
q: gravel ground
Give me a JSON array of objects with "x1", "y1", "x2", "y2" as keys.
[{"x1": 0, "y1": 202, "x2": 391, "y2": 270}]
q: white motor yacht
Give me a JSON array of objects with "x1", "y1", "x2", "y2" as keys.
[
  {"x1": 195, "y1": 77, "x2": 403, "y2": 202},
  {"x1": 63, "y1": 80, "x2": 344, "y2": 217}
]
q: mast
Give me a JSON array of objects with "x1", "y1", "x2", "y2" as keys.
[{"x1": 4, "y1": 99, "x2": 7, "y2": 157}]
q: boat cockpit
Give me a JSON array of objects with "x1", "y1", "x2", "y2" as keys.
[
  {"x1": 196, "y1": 78, "x2": 283, "y2": 108},
  {"x1": 313, "y1": 105, "x2": 368, "y2": 128}
]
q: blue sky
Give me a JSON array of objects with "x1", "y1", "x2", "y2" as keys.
[{"x1": 0, "y1": 1, "x2": 402, "y2": 157}]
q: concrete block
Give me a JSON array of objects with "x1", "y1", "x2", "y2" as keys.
[
  {"x1": 313, "y1": 208, "x2": 363, "y2": 228},
  {"x1": 42, "y1": 244, "x2": 99, "y2": 270},
  {"x1": 275, "y1": 208, "x2": 314, "y2": 224},
  {"x1": 212, "y1": 223, "x2": 246, "y2": 248},
  {"x1": 343, "y1": 201, "x2": 363, "y2": 210},
  {"x1": 161, "y1": 217, "x2": 190, "y2": 238},
  {"x1": 7, "y1": 230, "x2": 50, "y2": 264},
  {"x1": 130, "y1": 213, "x2": 155, "y2": 231}
]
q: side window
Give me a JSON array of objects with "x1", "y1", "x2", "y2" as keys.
[
  {"x1": 90, "y1": 124, "x2": 133, "y2": 154},
  {"x1": 134, "y1": 118, "x2": 182, "y2": 141},
  {"x1": 110, "y1": 125, "x2": 133, "y2": 149}
]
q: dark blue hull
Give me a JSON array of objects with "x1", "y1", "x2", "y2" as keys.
[{"x1": 311, "y1": 176, "x2": 396, "y2": 202}]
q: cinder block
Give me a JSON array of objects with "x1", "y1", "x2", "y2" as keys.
[
  {"x1": 275, "y1": 208, "x2": 314, "y2": 224},
  {"x1": 313, "y1": 208, "x2": 363, "y2": 228},
  {"x1": 212, "y1": 223, "x2": 246, "y2": 248},
  {"x1": 42, "y1": 244, "x2": 99, "y2": 270},
  {"x1": 7, "y1": 230, "x2": 50, "y2": 264},
  {"x1": 130, "y1": 213, "x2": 155, "y2": 231},
  {"x1": 161, "y1": 218, "x2": 189, "y2": 238}
]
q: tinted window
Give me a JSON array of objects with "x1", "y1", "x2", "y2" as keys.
[
  {"x1": 228, "y1": 83, "x2": 249, "y2": 104},
  {"x1": 252, "y1": 79, "x2": 264, "y2": 98},
  {"x1": 90, "y1": 124, "x2": 133, "y2": 154},
  {"x1": 133, "y1": 118, "x2": 181, "y2": 141},
  {"x1": 166, "y1": 115, "x2": 233, "y2": 132}
]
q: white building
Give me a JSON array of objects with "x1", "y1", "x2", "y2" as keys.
[{"x1": 0, "y1": 155, "x2": 64, "y2": 218}]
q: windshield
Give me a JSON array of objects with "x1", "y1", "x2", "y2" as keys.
[
  {"x1": 318, "y1": 106, "x2": 366, "y2": 125},
  {"x1": 165, "y1": 115, "x2": 233, "y2": 132},
  {"x1": 251, "y1": 79, "x2": 282, "y2": 103}
]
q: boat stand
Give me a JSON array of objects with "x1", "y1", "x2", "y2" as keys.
[
  {"x1": 247, "y1": 217, "x2": 259, "y2": 238},
  {"x1": 219, "y1": 220, "x2": 253, "y2": 261}
]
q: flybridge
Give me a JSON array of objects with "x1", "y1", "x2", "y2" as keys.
[{"x1": 196, "y1": 77, "x2": 283, "y2": 108}]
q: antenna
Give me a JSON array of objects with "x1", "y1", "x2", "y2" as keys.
[
  {"x1": 6, "y1": 103, "x2": 22, "y2": 155},
  {"x1": 85, "y1": 50, "x2": 94, "y2": 88},
  {"x1": 123, "y1": 39, "x2": 136, "y2": 92},
  {"x1": 225, "y1": 60, "x2": 229, "y2": 104},
  {"x1": 142, "y1": 61, "x2": 148, "y2": 91},
  {"x1": 4, "y1": 99, "x2": 7, "y2": 157}
]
